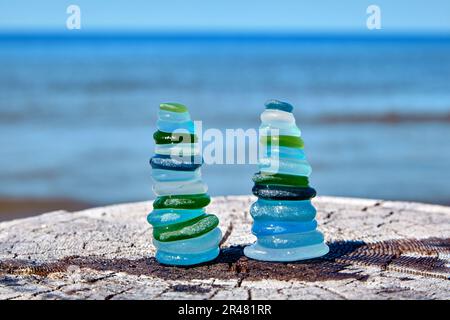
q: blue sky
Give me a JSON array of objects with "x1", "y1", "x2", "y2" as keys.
[{"x1": 0, "y1": 0, "x2": 449, "y2": 32}]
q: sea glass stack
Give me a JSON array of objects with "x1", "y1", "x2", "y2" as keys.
[
  {"x1": 244, "y1": 100, "x2": 329, "y2": 262},
  {"x1": 148, "y1": 103, "x2": 222, "y2": 266}
]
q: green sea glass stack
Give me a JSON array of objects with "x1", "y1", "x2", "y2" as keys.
[{"x1": 148, "y1": 103, "x2": 222, "y2": 266}]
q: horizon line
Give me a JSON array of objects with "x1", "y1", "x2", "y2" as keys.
[{"x1": 1, "y1": 30, "x2": 450, "y2": 43}]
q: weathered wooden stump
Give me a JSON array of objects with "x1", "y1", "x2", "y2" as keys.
[{"x1": 0, "y1": 196, "x2": 449, "y2": 300}]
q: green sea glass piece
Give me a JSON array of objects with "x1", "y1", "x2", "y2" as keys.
[
  {"x1": 260, "y1": 135, "x2": 304, "y2": 149},
  {"x1": 153, "y1": 194, "x2": 211, "y2": 209},
  {"x1": 153, "y1": 214, "x2": 219, "y2": 242},
  {"x1": 153, "y1": 130, "x2": 198, "y2": 144},
  {"x1": 253, "y1": 172, "x2": 309, "y2": 187},
  {"x1": 159, "y1": 102, "x2": 188, "y2": 113}
]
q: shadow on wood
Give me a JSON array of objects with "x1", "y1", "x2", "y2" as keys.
[{"x1": 1, "y1": 237, "x2": 448, "y2": 283}]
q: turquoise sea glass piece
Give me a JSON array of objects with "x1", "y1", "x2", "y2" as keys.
[
  {"x1": 152, "y1": 179, "x2": 208, "y2": 196},
  {"x1": 157, "y1": 120, "x2": 195, "y2": 134},
  {"x1": 148, "y1": 209, "x2": 206, "y2": 227},
  {"x1": 262, "y1": 146, "x2": 306, "y2": 160},
  {"x1": 245, "y1": 100, "x2": 329, "y2": 262},
  {"x1": 158, "y1": 110, "x2": 191, "y2": 122},
  {"x1": 257, "y1": 230, "x2": 325, "y2": 249},
  {"x1": 156, "y1": 247, "x2": 220, "y2": 266},
  {"x1": 259, "y1": 158, "x2": 312, "y2": 176},
  {"x1": 157, "y1": 104, "x2": 195, "y2": 133},
  {"x1": 243, "y1": 242, "x2": 329, "y2": 262},
  {"x1": 151, "y1": 168, "x2": 201, "y2": 182}
]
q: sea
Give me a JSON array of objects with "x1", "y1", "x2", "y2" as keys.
[{"x1": 1, "y1": 33, "x2": 449, "y2": 206}]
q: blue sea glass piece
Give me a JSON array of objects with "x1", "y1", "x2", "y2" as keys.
[
  {"x1": 251, "y1": 220, "x2": 317, "y2": 236},
  {"x1": 265, "y1": 99, "x2": 294, "y2": 112},
  {"x1": 257, "y1": 230, "x2": 324, "y2": 249},
  {"x1": 250, "y1": 199, "x2": 317, "y2": 221},
  {"x1": 244, "y1": 242, "x2": 329, "y2": 262},
  {"x1": 153, "y1": 228, "x2": 222, "y2": 265}
]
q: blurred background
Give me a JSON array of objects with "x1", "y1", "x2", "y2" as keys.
[{"x1": 1, "y1": 0, "x2": 450, "y2": 220}]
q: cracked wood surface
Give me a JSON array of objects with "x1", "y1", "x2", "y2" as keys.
[{"x1": 0, "y1": 195, "x2": 449, "y2": 300}]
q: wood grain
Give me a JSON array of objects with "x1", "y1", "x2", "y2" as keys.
[{"x1": 0, "y1": 196, "x2": 449, "y2": 300}]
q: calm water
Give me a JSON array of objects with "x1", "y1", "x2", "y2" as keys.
[{"x1": 1, "y1": 34, "x2": 450, "y2": 205}]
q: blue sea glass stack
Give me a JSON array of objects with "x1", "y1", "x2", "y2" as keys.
[
  {"x1": 244, "y1": 100, "x2": 329, "y2": 262},
  {"x1": 148, "y1": 103, "x2": 222, "y2": 266}
]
